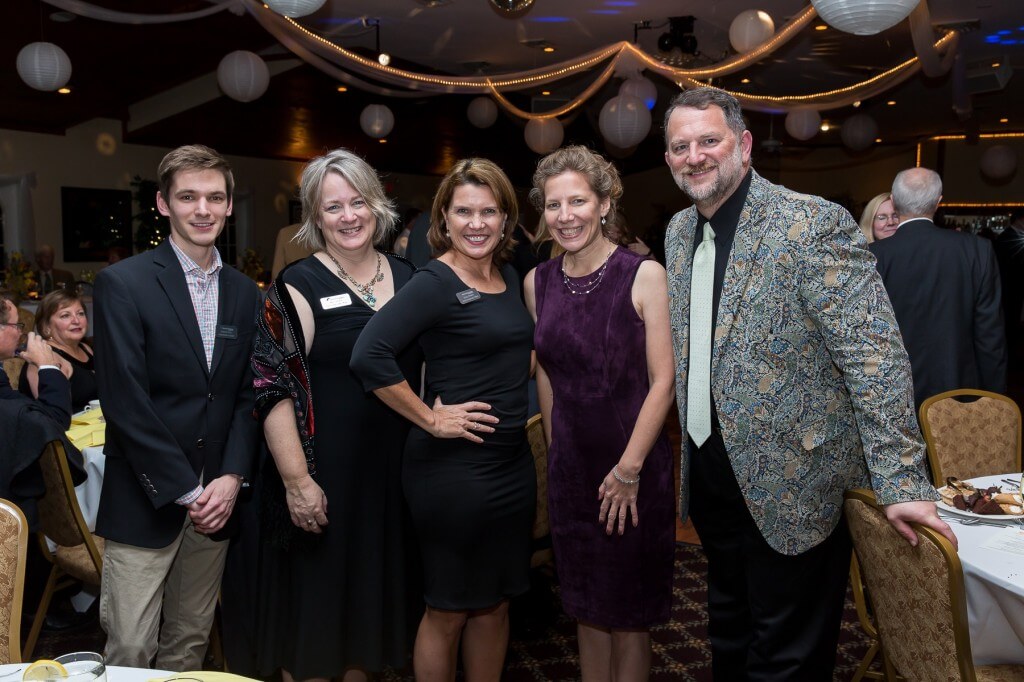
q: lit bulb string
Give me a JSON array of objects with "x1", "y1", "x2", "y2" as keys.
[
  {"x1": 247, "y1": 0, "x2": 956, "y2": 120},
  {"x1": 486, "y1": 57, "x2": 622, "y2": 120},
  {"x1": 682, "y1": 31, "x2": 958, "y2": 113}
]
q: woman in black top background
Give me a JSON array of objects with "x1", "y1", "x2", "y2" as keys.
[{"x1": 352, "y1": 158, "x2": 535, "y2": 682}]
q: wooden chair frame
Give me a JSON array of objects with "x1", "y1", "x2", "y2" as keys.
[
  {"x1": 919, "y1": 388, "x2": 1022, "y2": 486},
  {"x1": 22, "y1": 441, "x2": 103, "y2": 661},
  {"x1": 0, "y1": 498, "x2": 28, "y2": 665}
]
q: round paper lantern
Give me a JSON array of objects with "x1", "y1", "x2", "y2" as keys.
[
  {"x1": 619, "y1": 75, "x2": 657, "y2": 110},
  {"x1": 467, "y1": 97, "x2": 498, "y2": 128},
  {"x1": 840, "y1": 114, "x2": 878, "y2": 151},
  {"x1": 810, "y1": 0, "x2": 918, "y2": 36},
  {"x1": 599, "y1": 95, "x2": 651, "y2": 149},
  {"x1": 980, "y1": 145, "x2": 1018, "y2": 180},
  {"x1": 16, "y1": 42, "x2": 72, "y2": 92},
  {"x1": 784, "y1": 108, "x2": 822, "y2": 141},
  {"x1": 524, "y1": 118, "x2": 563, "y2": 155},
  {"x1": 729, "y1": 10, "x2": 775, "y2": 53},
  {"x1": 360, "y1": 104, "x2": 395, "y2": 139},
  {"x1": 217, "y1": 51, "x2": 270, "y2": 102},
  {"x1": 265, "y1": 0, "x2": 327, "y2": 17}
]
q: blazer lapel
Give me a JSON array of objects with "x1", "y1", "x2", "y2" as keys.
[
  {"x1": 154, "y1": 242, "x2": 209, "y2": 377},
  {"x1": 712, "y1": 171, "x2": 770, "y2": 374}
]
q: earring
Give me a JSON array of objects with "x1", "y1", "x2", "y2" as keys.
[
  {"x1": 500, "y1": 231, "x2": 505, "y2": 239},
  {"x1": 601, "y1": 216, "x2": 607, "y2": 226},
  {"x1": 445, "y1": 230, "x2": 451, "y2": 238}
]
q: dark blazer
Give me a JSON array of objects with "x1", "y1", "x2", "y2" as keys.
[
  {"x1": 870, "y1": 218, "x2": 1007, "y2": 408},
  {"x1": 36, "y1": 268, "x2": 75, "y2": 294},
  {"x1": 993, "y1": 226, "x2": 1024, "y2": 342},
  {"x1": 0, "y1": 366, "x2": 71, "y2": 428},
  {"x1": 93, "y1": 240, "x2": 260, "y2": 549}
]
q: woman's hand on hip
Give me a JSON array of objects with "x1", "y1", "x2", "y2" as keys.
[
  {"x1": 429, "y1": 396, "x2": 499, "y2": 443},
  {"x1": 284, "y1": 474, "x2": 329, "y2": 534}
]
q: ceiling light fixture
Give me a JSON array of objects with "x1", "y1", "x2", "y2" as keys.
[
  {"x1": 336, "y1": 86, "x2": 348, "y2": 92},
  {"x1": 887, "y1": 100, "x2": 896, "y2": 105},
  {"x1": 543, "y1": 46, "x2": 556, "y2": 53},
  {"x1": 1001, "y1": 118, "x2": 1009, "y2": 123},
  {"x1": 363, "y1": 18, "x2": 391, "y2": 66},
  {"x1": 740, "y1": 78, "x2": 751, "y2": 84},
  {"x1": 658, "y1": 16, "x2": 698, "y2": 55},
  {"x1": 815, "y1": 24, "x2": 828, "y2": 31},
  {"x1": 852, "y1": 100, "x2": 861, "y2": 107},
  {"x1": 820, "y1": 122, "x2": 831, "y2": 131},
  {"x1": 489, "y1": 0, "x2": 535, "y2": 19},
  {"x1": 57, "y1": 87, "x2": 71, "y2": 94}
]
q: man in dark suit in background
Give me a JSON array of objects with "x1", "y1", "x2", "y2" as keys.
[
  {"x1": 1, "y1": 294, "x2": 71, "y2": 425},
  {"x1": 93, "y1": 145, "x2": 260, "y2": 670},
  {"x1": 994, "y1": 209, "x2": 1024, "y2": 359},
  {"x1": 870, "y1": 167, "x2": 1007, "y2": 408},
  {"x1": 34, "y1": 244, "x2": 75, "y2": 295}
]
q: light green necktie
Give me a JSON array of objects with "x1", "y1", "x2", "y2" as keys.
[{"x1": 687, "y1": 222, "x2": 715, "y2": 447}]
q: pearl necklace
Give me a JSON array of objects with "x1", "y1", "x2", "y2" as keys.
[
  {"x1": 561, "y1": 246, "x2": 616, "y2": 296},
  {"x1": 325, "y1": 250, "x2": 383, "y2": 306}
]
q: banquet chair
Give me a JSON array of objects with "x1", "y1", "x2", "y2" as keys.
[
  {"x1": 22, "y1": 441, "x2": 104, "y2": 661},
  {"x1": 919, "y1": 389, "x2": 1021, "y2": 486},
  {"x1": 0, "y1": 498, "x2": 29, "y2": 664},
  {"x1": 526, "y1": 413, "x2": 553, "y2": 569},
  {"x1": 844, "y1": 488, "x2": 1024, "y2": 681},
  {"x1": 849, "y1": 554, "x2": 890, "y2": 681}
]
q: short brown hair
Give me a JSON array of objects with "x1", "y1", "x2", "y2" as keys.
[
  {"x1": 428, "y1": 158, "x2": 519, "y2": 266},
  {"x1": 157, "y1": 144, "x2": 234, "y2": 199},
  {"x1": 529, "y1": 145, "x2": 623, "y2": 244},
  {"x1": 35, "y1": 289, "x2": 86, "y2": 339}
]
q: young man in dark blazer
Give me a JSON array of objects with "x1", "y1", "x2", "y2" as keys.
[
  {"x1": 93, "y1": 145, "x2": 260, "y2": 670},
  {"x1": 870, "y1": 167, "x2": 1007, "y2": 408}
]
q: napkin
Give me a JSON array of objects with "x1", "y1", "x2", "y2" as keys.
[{"x1": 67, "y1": 408, "x2": 105, "y2": 448}]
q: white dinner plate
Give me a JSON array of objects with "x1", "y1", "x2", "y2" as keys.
[{"x1": 936, "y1": 473, "x2": 1024, "y2": 522}]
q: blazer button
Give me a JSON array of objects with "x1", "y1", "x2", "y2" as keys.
[
  {"x1": 208, "y1": 393, "x2": 215, "y2": 402},
  {"x1": 196, "y1": 438, "x2": 205, "y2": 449}
]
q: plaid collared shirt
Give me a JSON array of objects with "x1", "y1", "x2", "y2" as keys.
[{"x1": 169, "y1": 237, "x2": 222, "y2": 370}]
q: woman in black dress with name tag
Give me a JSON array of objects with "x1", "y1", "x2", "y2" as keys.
[{"x1": 352, "y1": 158, "x2": 535, "y2": 681}]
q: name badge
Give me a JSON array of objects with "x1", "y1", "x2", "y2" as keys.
[
  {"x1": 216, "y1": 324, "x2": 238, "y2": 340},
  {"x1": 321, "y1": 293, "x2": 352, "y2": 309},
  {"x1": 456, "y1": 288, "x2": 481, "y2": 305}
]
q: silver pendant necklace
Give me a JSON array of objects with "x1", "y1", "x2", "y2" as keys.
[
  {"x1": 561, "y1": 246, "x2": 615, "y2": 296},
  {"x1": 325, "y1": 250, "x2": 383, "y2": 306}
]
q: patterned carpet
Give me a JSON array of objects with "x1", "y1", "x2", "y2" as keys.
[{"x1": 32, "y1": 543, "x2": 875, "y2": 681}]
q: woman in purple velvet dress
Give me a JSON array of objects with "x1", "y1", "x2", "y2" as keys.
[{"x1": 524, "y1": 146, "x2": 676, "y2": 681}]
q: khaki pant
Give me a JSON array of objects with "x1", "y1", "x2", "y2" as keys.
[{"x1": 99, "y1": 519, "x2": 228, "y2": 671}]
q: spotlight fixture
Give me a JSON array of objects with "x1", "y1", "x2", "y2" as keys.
[
  {"x1": 489, "y1": 0, "x2": 535, "y2": 19},
  {"x1": 362, "y1": 18, "x2": 391, "y2": 67},
  {"x1": 658, "y1": 16, "x2": 698, "y2": 55}
]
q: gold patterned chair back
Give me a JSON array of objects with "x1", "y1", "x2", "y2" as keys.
[
  {"x1": 844, "y1": 489, "x2": 974, "y2": 681},
  {"x1": 23, "y1": 441, "x2": 104, "y2": 660},
  {"x1": 0, "y1": 498, "x2": 28, "y2": 664},
  {"x1": 919, "y1": 389, "x2": 1022, "y2": 486},
  {"x1": 17, "y1": 307, "x2": 35, "y2": 333},
  {"x1": 526, "y1": 413, "x2": 552, "y2": 568}
]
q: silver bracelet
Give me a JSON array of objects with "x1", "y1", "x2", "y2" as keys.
[{"x1": 612, "y1": 465, "x2": 639, "y2": 485}]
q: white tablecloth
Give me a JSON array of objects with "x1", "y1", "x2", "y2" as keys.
[
  {"x1": 943, "y1": 474, "x2": 1024, "y2": 665},
  {"x1": 0, "y1": 664, "x2": 173, "y2": 682}
]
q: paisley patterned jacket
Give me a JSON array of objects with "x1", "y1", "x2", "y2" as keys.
[{"x1": 666, "y1": 170, "x2": 936, "y2": 555}]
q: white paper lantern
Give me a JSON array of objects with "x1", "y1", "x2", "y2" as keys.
[
  {"x1": 265, "y1": 0, "x2": 327, "y2": 17},
  {"x1": 467, "y1": 97, "x2": 498, "y2": 128},
  {"x1": 599, "y1": 95, "x2": 651, "y2": 149},
  {"x1": 217, "y1": 51, "x2": 270, "y2": 103},
  {"x1": 16, "y1": 42, "x2": 72, "y2": 92},
  {"x1": 810, "y1": 0, "x2": 918, "y2": 36},
  {"x1": 980, "y1": 145, "x2": 1018, "y2": 180},
  {"x1": 729, "y1": 10, "x2": 775, "y2": 53},
  {"x1": 360, "y1": 104, "x2": 395, "y2": 139},
  {"x1": 784, "y1": 108, "x2": 821, "y2": 141},
  {"x1": 524, "y1": 118, "x2": 563, "y2": 155},
  {"x1": 619, "y1": 75, "x2": 657, "y2": 110},
  {"x1": 840, "y1": 114, "x2": 878, "y2": 151}
]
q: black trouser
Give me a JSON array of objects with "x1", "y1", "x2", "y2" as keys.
[{"x1": 688, "y1": 432, "x2": 851, "y2": 681}]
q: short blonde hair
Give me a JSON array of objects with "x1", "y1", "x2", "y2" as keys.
[
  {"x1": 427, "y1": 158, "x2": 519, "y2": 266},
  {"x1": 858, "y1": 193, "x2": 892, "y2": 244},
  {"x1": 295, "y1": 148, "x2": 398, "y2": 251}
]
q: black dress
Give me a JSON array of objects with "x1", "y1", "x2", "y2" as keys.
[
  {"x1": 19, "y1": 345, "x2": 97, "y2": 413},
  {"x1": 255, "y1": 255, "x2": 422, "y2": 678},
  {"x1": 352, "y1": 260, "x2": 536, "y2": 610}
]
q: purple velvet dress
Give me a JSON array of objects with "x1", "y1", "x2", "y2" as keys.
[{"x1": 534, "y1": 246, "x2": 674, "y2": 628}]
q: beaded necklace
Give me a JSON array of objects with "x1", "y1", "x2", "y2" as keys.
[
  {"x1": 561, "y1": 246, "x2": 616, "y2": 296},
  {"x1": 325, "y1": 250, "x2": 383, "y2": 306}
]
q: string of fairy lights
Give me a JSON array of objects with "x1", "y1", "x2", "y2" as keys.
[{"x1": 247, "y1": 0, "x2": 959, "y2": 119}]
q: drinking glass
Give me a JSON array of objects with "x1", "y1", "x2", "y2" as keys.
[{"x1": 55, "y1": 652, "x2": 106, "y2": 682}]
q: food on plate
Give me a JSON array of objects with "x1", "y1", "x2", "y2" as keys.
[{"x1": 938, "y1": 477, "x2": 1023, "y2": 516}]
